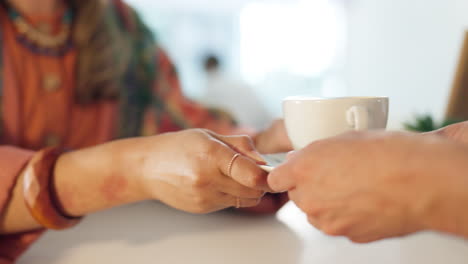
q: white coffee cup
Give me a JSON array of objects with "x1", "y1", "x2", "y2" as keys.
[{"x1": 283, "y1": 96, "x2": 389, "y2": 149}]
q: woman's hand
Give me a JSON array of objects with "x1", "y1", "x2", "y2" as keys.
[
  {"x1": 234, "y1": 119, "x2": 293, "y2": 214},
  {"x1": 52, "y1": 129, "x2": 269, "y2": 218},
  {"x1": 2, "y1": 129, "x2": 270, "y2": 234},
  {"x1": 237, "y1": 193, "x2": 289, "y2": 215},
  {"x1": 127, "y1": 129, "x2": 270, "y2": 214},
  {"x1": 268, "y1": 131, "x2": 468, "y2": 242}
]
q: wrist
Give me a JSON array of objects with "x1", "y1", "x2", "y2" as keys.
[
  {"x1": 111, "y1": 135, "x2": 179, "y2": 202},
  {"x1": 106, "y1": 138, "x2": 153, "y2": 202},
  {"x1": 53, "y1": 140, "x2": 149, "y2": 217},
  {"x1": 23, "y1": 148, "x2": 83, "y2": 229},
  {"x1": 422, "y1": 147, "x2": 468, "y2": 237}
]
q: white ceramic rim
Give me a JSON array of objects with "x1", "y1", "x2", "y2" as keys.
[{"x1": 283, "y1": 96, "x2": 389, "y2": 102}]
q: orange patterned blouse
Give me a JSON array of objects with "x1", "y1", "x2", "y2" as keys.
[{"x1": 0, "y1": 1, "x2": 238, "y2": 262}]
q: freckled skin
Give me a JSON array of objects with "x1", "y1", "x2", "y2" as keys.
[{"x1": 99, "y1": 175, "x2": 128, "y2": 204}]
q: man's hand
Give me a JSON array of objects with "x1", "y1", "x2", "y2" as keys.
[
  {"x1": 430, "y1": 121, "x2": 468, "y2": 145},
  {"x1": 254, "y1": 119, "x2": 292, "y2": 154},
  {"x1": 268, "y1": 131, "x2": 468, "y2": 242}
]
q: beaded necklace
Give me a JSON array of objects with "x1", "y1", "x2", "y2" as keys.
[{"x1": 5, "y1": 2, "x2": 73, "y2": 56}]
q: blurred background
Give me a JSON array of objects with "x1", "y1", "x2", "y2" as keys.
[{"x1": 127, "y1": 0, "x2": 468, "y2": 130}]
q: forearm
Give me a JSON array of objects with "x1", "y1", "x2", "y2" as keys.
[{"x1": 0, "y1": 139, "x2": 148, "y2": 234}]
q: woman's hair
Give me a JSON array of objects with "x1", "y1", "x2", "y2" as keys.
[
  {"x1": 70, "y1": 0, "x2": 130, "y2": 104},
  {"x1": 0, "y1": 0, "x2": 131, "y2": 103}
]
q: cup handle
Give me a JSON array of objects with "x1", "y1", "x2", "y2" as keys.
[{"x1": 346, "y1": 106, "x2": 369, "y2": 130}]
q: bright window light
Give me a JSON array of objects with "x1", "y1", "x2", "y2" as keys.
[{"x1": 240, "y1": 0, "x2": 341, "y2": 83}]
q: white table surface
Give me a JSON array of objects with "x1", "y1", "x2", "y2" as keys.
[{"x1": 18, "y1": 201, "x2": 468, "y2": 264}]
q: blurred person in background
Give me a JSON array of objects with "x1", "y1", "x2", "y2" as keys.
[
  {"x1": 0, "y1": 0, "x2": 292, "y2": 261},
  {"x1": 269, "y1": 121, "x2": 468, "y2": 243},
  {"x1": 200, "y1": 54, "x2": 271, "y2": 131}
]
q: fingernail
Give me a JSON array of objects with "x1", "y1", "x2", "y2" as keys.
[{"x1": 286, "y1": 151, "x2": 297, "y2": 159}]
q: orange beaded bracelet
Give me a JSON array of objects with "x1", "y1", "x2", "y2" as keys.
[{"x1": 23, "y1": 147, "x2": 82, "y2": 230}]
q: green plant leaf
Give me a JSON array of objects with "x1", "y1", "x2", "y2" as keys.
[{"x1": 404, "y1": 114, "x2": 466, "y2": 132}]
